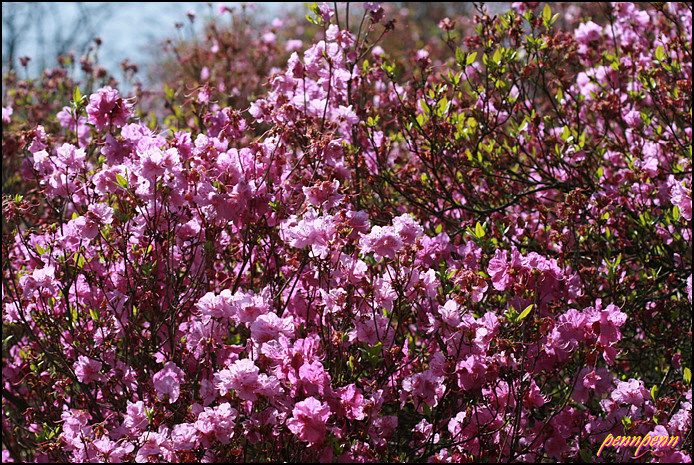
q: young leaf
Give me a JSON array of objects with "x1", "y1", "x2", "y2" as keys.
[
  {"x1": 655, "y1": 45, "x2": 666, "y2": 61},
  {"x1": 518, "y1": 304, "x2": 534, "y2": 321},
  {"x1": 542, "y1": 4, "x2": 552, "y2": 24},
  {"x1": 73, "y1": 86, "x2": 82, "y2": 103},
  {"x1": 116, "y1": 173, "x2": 128, "y2": 188}
]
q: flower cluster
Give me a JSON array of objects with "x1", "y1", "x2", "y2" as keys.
[{"x1": 2, "y1": 2, "x2": 691, "y2": 463}]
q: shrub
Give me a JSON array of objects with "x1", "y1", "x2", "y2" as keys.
[{"x1": 2, "y1": 2, "x2": 691, "y2": 462}]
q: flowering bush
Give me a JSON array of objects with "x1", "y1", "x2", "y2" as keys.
[{"x1": 2, "y1": 2, "x2": 691, "y2": 463}]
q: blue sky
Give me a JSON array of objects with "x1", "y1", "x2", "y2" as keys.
[{"x1": 2, "y1": 2, "x2": 302, "y2": 79}]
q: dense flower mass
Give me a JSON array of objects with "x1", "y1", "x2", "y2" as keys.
[{"x1": 1, "y1": 2, "x2": 691, "y2": 463}]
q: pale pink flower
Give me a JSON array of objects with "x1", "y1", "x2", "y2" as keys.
[
  {"x1": 575, "y1": 21, "x2": 603, "y2": 44},
  {"x1": 152, "y1": 361, "x2": 185, "y2": 403},
  {"x1": 359, "y1": 225, "x2": 403, "y2": 260},
  {"x1": 287, "y1": 397, "x2": 331, "y2": 445},
  {"x1": 73, "y1": 355, "x2": 105, "y2": 383},
  {"x1": 215, "y1": 358, "x2": 260, "y2": 401}
]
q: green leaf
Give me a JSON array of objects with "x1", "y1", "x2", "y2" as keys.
[
  {"x1": 492, "y1": 48, "x2": 502, "y2": 65},
  {"x1": 466, "y1": 51, "x2": 477, "y2": 66},
  {"x1": 518, "y1": 304, "x2": 534, "y2": 321},
  {"x1": 542, "y1": 4, "x2": 552, "y2": 24},
  {"x1": 684, "y1": 367, "x2": 692, "y2": 384},
  {"x1": 672, "y1": 205, "x2": 680, "y2": 221},
  {"x1": 474, "y1": 222, "x2": 486, "y2": 238},
  {"x1": 655, "y1": 45, "x2": 666, "y2": 61},
  {"x1": 456, "y1": 47, "x2": 465, "y2": 66},
  {"x1": 36, "y1": 244, "x2": 46, "y2": 255},
  {"x1": 116, "y1": 173, "x2": 128, "y2": 188},
  {"x1": 73, "y1": 86, "x2": 82, "y2": 103},
  {"x1": 561, "y1": 126, "x2": 571, "y2": 141},
  {"x1": 578, "y1": 449, "x2": 592, "y2": 462},
  {"x1": 650, "y1": 385, "x2": 658, "y2": 401}
]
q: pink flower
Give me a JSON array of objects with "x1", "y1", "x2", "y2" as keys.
[
  {"x1": 171, "y1": 423, "x2": 200, "y2": 451},
  {"x1": 511, "y1": 2, "x2": 540, "y2": 14},
  {"x1": 359, "y1": 225, "x2": 403, "y2": 260},
  {"x1": 86, "y1": 86, "x2": 133, "y2": 130},
  {"x1": 575, "y1": 21, "x2": 603, "y2": 44},
  {"x1": 136, "y1": 427, "x2": 173, "y2": 462},
  {"x1": 251, "y1": 312, "x2": 295, "y2": 344},
  {"x1": 336, "y1": 384, "x2": 366, "y2": 420},
  {"x1": 298, "y1": 360, "x2": 331, "y2": 396},
  {"x1": 669, "y1": 176, "x2": 692, "y2": 221},
  {"x1": 73, "y1": 355, "x2": 105, "y2": 383},
  {"x1": 123, "y1": 401, "x2": 148, "y2": 434},
  {"x1": 455, "y1": 354, "x2": 488, "y2": 391},
  {"x1": 611, "y1": 378, "x2": 650, "y2": 407},
  {"x1": 194, "y1": 402, "x2": 238, "y2": 444},
  {"x1": 402, "y1": 370, "x2": 446, "y2": 410},
  {"x1": 586, "y1": 303, "x2": 627, "y2": 348},
  {"x1": 392, "y1": 213, "x2": 423, "y2": 244},
  {"x1": 215, "y1": 358, "x2": 260, "y2": 401},
  {"x1": 152, "y1": 361, "x2": 185, "y2": 403},
  {"x1": 622, "y1": 109, "x2": 642, "y2": 128},
  {"x1": 487, "y1": 249, "x2": 511, "y2": 291},
  {"x1": 287, "y1": 397, "x2": 331, "y2": 445},
  {"x1": 2, "y1": 105, "x2": 12, "y2": 123}
]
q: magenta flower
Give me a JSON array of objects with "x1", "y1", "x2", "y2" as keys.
[
  {"x1": 287, "y1": 397, "x2": 332, "y2": 445},
  {"x1": 669, "y1": 176, "x2": 692, "y2": 221},
  {"x1": 123, "y1": 400, "x2": 148, "y2": 434},
  {"x1": 402, "y1": 369, "x2": 446, "y2": 410},
  {"x1": 152, "y1": 361, "x2": 185, "y2": 403},
  {"x1": 73, "y1": 355, "x2": 105, "y2": 384},
  {"x1": 611, "y1": 378, "x2": 650, "y2": 407},
  {"x1": 487, "y1": 249, "x2": 511, "y2": 291},
  {"x1": 86, "y1": 86, "x2": 133, "y2": 130},
  {"x1": 55, "y1": 143, "x2": 85, "y2": 171},
  {"x1": 214, "y1": 358, "x2": 260, "y2": 401},
  {"x1": 574, "y1": 21, "x2": 603, "y2": 44},
  {"x1": 359, "y1": 225, "x2": 403, "y2": 260},
  {"x1": 392, "y1": 213, "x2": 424, "y2": 244}
]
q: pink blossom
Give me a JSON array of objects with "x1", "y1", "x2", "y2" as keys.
[
  {"x1": 392, "y1": 213, "x2": 424, "y2": 244},
  {"x1": 2, "y1": 105, "x2": 12, "y2": 123},
  {"x1": 214, "y1": 358, "x2": 260, "y2": 401},
  {"x1": 511, "y1": 2, "x2": 540, "y2": 14},
  {"x1": 575, "y1": 21, "x2": 603, "y2": 44},
  {"x1": 250, "y1": 312, "x2": 295, "y2": 344},
  {"x1": 194, "y1": 402, "x2": 238, "y2": 444},
  {"x1": 73, "y1": 355, "x2": 105, "y2": 383},
  {"x1": 152, "y1": 361, "x2": 185, "y2": 403},
  {"x1": 336, "y1": 384, "x2": 366, "y2": 420},
  {"x1": 455, "y1": 354, "x2": 488, "y2": 391},
  {"x1": 287, "y1": 397, "x2": 331, "y2": 445},
  {"x1": 487, "y1": 249, "x2": 511, "y2": 291},
  {"x1": 669, "y1": 176, "x2": 692, "y2": 221},
  {"x1": 123, "y1": 401, "x2": 148, "y2": 434},
  {"x1": 171, "y1": 423, "x2": 200, "y2": 451},
  {"x1": 611, "y1": 378, "x2": 650, "y2": 407},
  {"x1": 86, "y1": 86, "x2": 133, "y2": 130},
  {"x1": 402, "y1": 370, "x2": 446, "y2": 410},
  {"x1": 359, "y1": 225, "x2": 403, "y2": 260}
]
